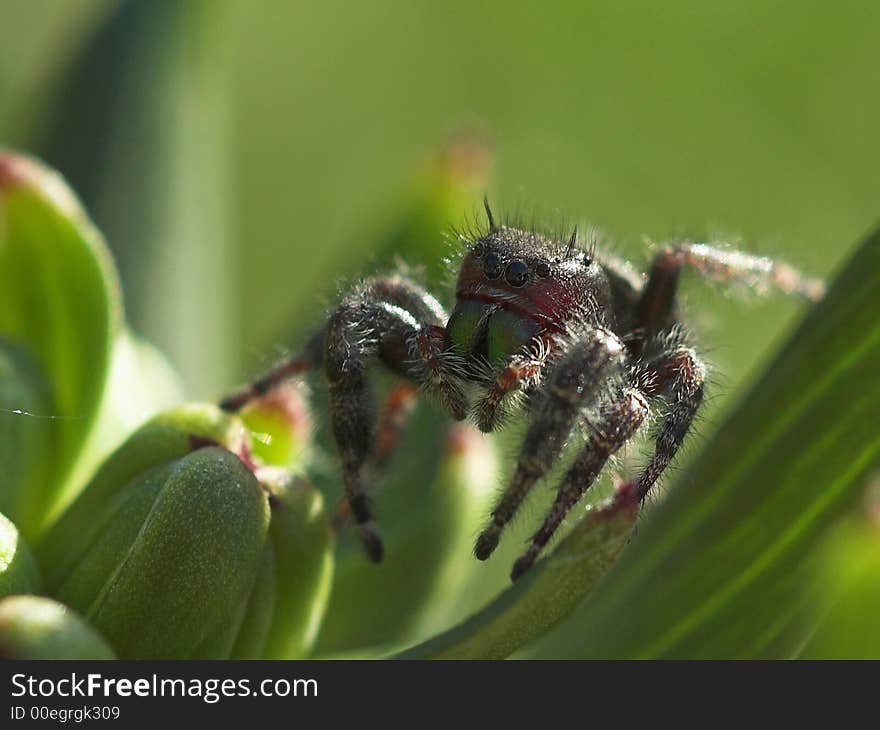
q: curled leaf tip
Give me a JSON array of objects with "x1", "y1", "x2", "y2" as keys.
[
  {"x1": 0, "y1": 153, "x2": 28, "y2": 190},
  {"x1": 0, "y1": 152, "x2": 84, "y2": 223},
  {"x1": 239, "y1": 381, "x2": 312, "y2": 469},
  {"x1": 242, "y1": 381, "x2": 311, "y2": 434},
  {"x1": 443, "y1": 422, "x2": 478, "y2": 455}
]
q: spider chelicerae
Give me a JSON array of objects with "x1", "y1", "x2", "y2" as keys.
[{"x1": 221, "y1": 200, "x2": 822, "y2": 581}]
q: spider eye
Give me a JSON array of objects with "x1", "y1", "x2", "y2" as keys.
[
  {"x1": 535, "y1": 261, "x2": 551, "y2": 278},
  {"x1": 483, "y1": 252, "x2": 503, "y2": 279},
  {"x1": 505, "y1": 260, "x2": 529, "y2": 287},
  {"x1": 472, "y1": 242, "x2": 485, "y2": 257}
]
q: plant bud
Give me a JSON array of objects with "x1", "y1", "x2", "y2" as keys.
[
  {"x1": 0, "y1": 511, "x2": 42, "y2": 597},
  {"x1": 258, "y1": 468, "x2": 334, "y2": 659},
  {"x1": 37, "y1": 402, "x2": 248, "y2": 587},
  {"x1": 228, "y1": 543, "x2": 277, "y2": 659},
  {"x1": 37, "y1": 404, "x2": 271, "y2": 659},
  {"x1": 0, "y1": 152, "x2": 122, "y2": 538},
  {"x1": 226, "y1": 470, "x2": 336, "y2": 660},
  {"x1": 239, "y1": 381, "x2": 312, "y2": 470},
  {"x1": 74, "y1": 447, "x2": 267, "y2": 659}
]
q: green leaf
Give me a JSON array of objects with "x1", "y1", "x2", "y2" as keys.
[
  {"x1": 229, "y1": 542, "x2": 276, "y2": 660},
  {"x1": 315, "y1": 416, "x2": 498, "y2": 655},
  {"x1": 60, "y1": 328, "x2": 185, "y2": 513},
  {"x1": 37, "y1": 403, "x2": 248, "y2": 591},
  {"x1": 0, "y1": 595, "x2": 115, "y2": 660},
  {"x1": 396, "y1": 486, "x2": 638, "y2": 659},
  {"x1": 0, "y1": 152, "x2": 121, "y2": 537},
  {"x1": 0, "y1": 340, "x2": 53, "y2": 531},
  {"x1": 259, "y1": 470, "x2": 335, "y2": 659},
  {"x1": 81, "y1": 447, "x2": 270, "y2": 660},
  {"x1": 529, "y1": 225, "x2": 880, "y2": 659},
  {"x1": 797, "y1": 508, "x2": 880, "y2": 659}
]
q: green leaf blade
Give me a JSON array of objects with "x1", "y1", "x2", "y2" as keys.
[
  {"x1": 396, "y1": 486, "x2": 638, "y2": 660},
  {"x1": 798, "y1": 510, "x2": 880, "y2": 659},
  {"x1": 529, "y1": 225, "x2": 880, "y2": 659}
]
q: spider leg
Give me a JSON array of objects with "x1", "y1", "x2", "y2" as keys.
[
  {"x1": 474, "y1": 326, "x2": 626, "y2": 560},
  {"x1": 637, "y1": 242, "x2": 824, "y2": 342},
  {"x1": 332, "y1": 379, "x2": 451, "y2": 532},
  {"x1": 220, "y1": 274, "x2": 459, "y2": 414},
  {"x1": 370, "y1": 381, "x2": 419, "y2": 472},
  {"x1": 224, "y1": 276, "x2": 464, "y2": 562},
  {"x1": 220, "y1": 329, "x2": 324, "y2": 412},
  {"x1": 323, "y1": 277, "x2": 466, "y2": 562},
  {"x1": 473, "y1": 344, "x2": 549, "y2": 433},
  {"x1": 329, "y1": 382, "x2": 419, "y2": 528},
  {"x1": 634, "y1": 344, "x2": 706, "y2": 501},
  {"x1": 511, "y1": 388, "x2": 648, "y2": 580}
]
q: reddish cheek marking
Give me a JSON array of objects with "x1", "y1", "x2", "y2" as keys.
[
  {"x1": 456, "y1": 257, "x2": 488, "y2": 290},
  {"x1": 526, "y1": 278, "x2": 584, "y2": 320}
]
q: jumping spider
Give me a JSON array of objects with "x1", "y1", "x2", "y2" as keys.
[{"x1": 222, "y1": 200, "x2": 822, "y2": 581}]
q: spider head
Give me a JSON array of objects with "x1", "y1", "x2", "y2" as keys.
[{"x1": 447, "y1": 226, "x2": 606, "y2": 363}]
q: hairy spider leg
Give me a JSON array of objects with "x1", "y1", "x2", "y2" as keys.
[
  {"x1": 474, "y1": 345, "x2": 551, "y2": 433},
  {"x1": 331, "y1": 381, "x2": 421, "y2": 527},
  {"x1": 371, "y1": 381, "x2": 419, "y2": 471},
  {"x1": 221, "y1": 275, "x2": 466, "y2": 562},
  {"x1": 322, "y1": 277, "x2": 467, "y2": 563},
  {"x1": 635, "y1": 346, "x2": 706, "y2": 501},
  {"x1": 474, "y1": 326, "x2": 626, "y2": 561},
  {"x1": 511, "y1": 387, "x2": 648, "y2": 580},
  {"x1": 220, "y1": 329, "x2": 325, "y2": 412},
  {"x1": 220, "y1": 274, "x2": 458, "y2": 414},
  {"x1": 637, "y1": 242, "x2": 825, "y2": 343}
]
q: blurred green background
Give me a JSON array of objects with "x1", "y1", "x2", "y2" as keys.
[{"x1": 2, "y1": 0, "x2": 876, "y2": 404}]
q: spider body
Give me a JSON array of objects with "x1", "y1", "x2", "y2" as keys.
[{"x1": 222, "y1": 201, "x2": 822, "y2": 581}]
